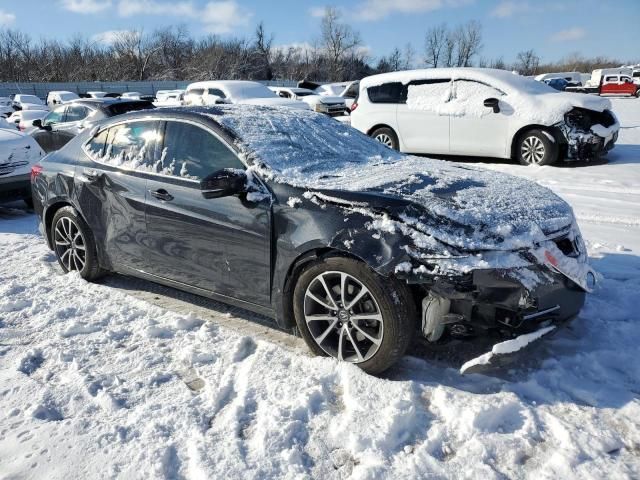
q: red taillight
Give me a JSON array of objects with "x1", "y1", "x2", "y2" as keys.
[
  {"x1": 30, "y1": 164, "x2": 43, "y2": 182},
  {"x1": 18, "y1": 123, "x2": 25, "y2": 131},
  {"x1": 544, "y1": 250, "x2": 558, "y2": 268},
  {"x1": 350, "y1": 101, "x2": 358, "y2": 112}
]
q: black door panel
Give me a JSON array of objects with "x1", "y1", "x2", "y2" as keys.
[{"x1": 145, "y1": 178, "x2": 271, "y2": 306}]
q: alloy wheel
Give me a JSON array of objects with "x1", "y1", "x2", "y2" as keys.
[
  {"x1": 303, "y1": 271, "x2": 384, "y2": 363},
  {"x1": 521, "y1": 135, "x2": 546, "y2": 164},
  {"x1": 375, "y1": 133, "x2": 394, "y2": 148},
  {"x1": 54, "y1": 217, "x2": 87, "y2": 272}
]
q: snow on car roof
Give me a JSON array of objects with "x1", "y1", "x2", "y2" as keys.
[{"x1": 187, "y1": 81, "x2": 276, "y2": 101}]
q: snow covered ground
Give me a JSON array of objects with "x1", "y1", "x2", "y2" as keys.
[{"x1": 1, "y1": 98, "x2": 639, "y2": 479}]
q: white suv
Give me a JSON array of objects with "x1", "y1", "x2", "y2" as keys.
[{"x1": 351, "y1": 68, "x2": 620, "y2": 165}]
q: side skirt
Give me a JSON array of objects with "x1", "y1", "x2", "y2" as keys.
[{"x1": 114, "y1": 264, "x2": 277, "y2": 319}]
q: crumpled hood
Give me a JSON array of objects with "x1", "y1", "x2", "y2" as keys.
[
  {"x1": 305, "y1": 157, "x2": 575, "y2": 253},
  {"x1": 505, "y1": 91, "x2": 612, "y2": 125}
]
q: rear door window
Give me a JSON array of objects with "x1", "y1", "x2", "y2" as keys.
[
  {"x1": 98, "y1": 121, "x2": 162, "y2": 171},
  {"x1": 405, "y1": 79, "x2": 452, "y2": 110},
  {"x1": 159, "y1": 121, "x2": 244, "y2": 179}
]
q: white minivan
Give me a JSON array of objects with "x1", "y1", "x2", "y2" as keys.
[{"x1": 351, "y1": 68, "x2": 620, "y2": 165}]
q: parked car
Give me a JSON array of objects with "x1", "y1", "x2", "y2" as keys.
[
  {"x1": 7, "y1": 110, "x2": 49, "y2": 134},
  {"x1": 300, "y1": 81, "x2": 360, "y2": 109},
  {"x1": 121, "y1": 92, "x2": 142, "y2": 99},
  {"x1": 269, "y1": 87, "x2": 348, "y2": 116},
  {"x1": 86, "y1": 91, "x2": 108, "y2": 98},
  {"x1": 31, "y1": 105, "x2": 595, "y2": 373},
  {"x1": 0, "y1": 96, "x2": 14, "y2": 117},
  {"x1": 1, "y1": 127, "x2": 45, "y2": 207},
  {"x1": 12, "y1": 94, "x2": 49, "y2": 111},
  {"x1": 30, "y1": 98, "x2": 155, "y2": 153},
  {"x1": 534, "y1": 72, "x2": 583, "y2": 87},
  {"x1": 156, "y1": 90, "x2": 184, "y2": 103},
  {"x1": 46, "y1": 91, "x2": 80, "y2": 108},
  {"x1": 351, "y1": 68, "x2": 620, "y2": 165},
  {"x1": 566, "y1": 69, "x2": 640, "y2": 97},
  {"x1": 184, "y1": 81, "x2": 310, "y2": 110},
  {"x1": 543, "y1": 78, "x2": 569, "y2": 91},
  {"x1": 154, "y1": 91, "x2": 185, "y2": 107}
]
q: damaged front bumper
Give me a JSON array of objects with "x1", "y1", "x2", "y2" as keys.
[
  {"x1": 395, "y1": 225, "x2": 595, "y2": 345},
  {"x1": 557, "y1": 108, "x2": 620, "y2": 162}
]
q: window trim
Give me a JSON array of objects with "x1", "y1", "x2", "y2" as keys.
[
  {"x1": 451, "y1": 78, "x2": 507, "y2": 98},
  {"x1": 82, "y1": 116, "x2": 248, "y2": 184}
]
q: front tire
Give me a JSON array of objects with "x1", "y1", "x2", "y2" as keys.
[
  {"x1": 371, "y1": 127, "x2": 399, "y2": 151},
  {"x1": 516, "y1": 129, "x2": 559, "y2": 166},
  {"x1": 293, "y1": 256, "x2": 414, "y2": 374},
  {"x1": 51, "y1": 206, "x2": 104, "y2": 281}
]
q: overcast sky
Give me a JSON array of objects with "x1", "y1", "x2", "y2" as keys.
[{"x1": 1, "y1": 0, "x2": 638, "y2": 64}]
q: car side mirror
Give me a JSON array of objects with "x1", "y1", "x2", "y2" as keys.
[
  {"x1": 200, "y1": 169, "x2": 247, "y2": 199},
  {"x1": 483, "y1": 97, "x2": 500, "y2": 113},
  {"x1": 32, "y1": 119, "x2": 42, "y2": 128}
]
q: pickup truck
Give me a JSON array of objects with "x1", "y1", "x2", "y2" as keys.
[{"x1": 567, "y1": 72, "x2": 639, "y2": 97}]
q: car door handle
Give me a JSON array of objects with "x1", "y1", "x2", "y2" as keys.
[
  {"x1": 82, "y1": 168, "x2": 100, "y2": 182},
  {"x1": 150, "y1": 189, "x2": 174, "y2": 201}
]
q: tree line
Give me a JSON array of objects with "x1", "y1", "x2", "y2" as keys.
[{"x1": 0, "y1": 7, "x2": 634, "y2": 84}]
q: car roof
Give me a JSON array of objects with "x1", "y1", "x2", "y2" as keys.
[{"x1": 361, "y1": 68, "x2": 547, "y2": 94}]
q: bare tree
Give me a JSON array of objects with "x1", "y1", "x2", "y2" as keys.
[
  {"x1": 515, "y1": 49, "x2": 540, "y2": 75},
  {"x1": 319, "y1": 7, "x2": 362, "y2": 81},
  {"x1": 424, "y1": 23, "x2": 447, "y2": 68},
  {"x1": 455, "y1": 21, "x2": 482, "y2": 67},
  {"x1": 252, "y1": 22, "x2": 274, "y2": 80}
]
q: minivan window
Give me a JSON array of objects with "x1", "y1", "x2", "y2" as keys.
[
  {"x1": 367, "y1": 82, "x2": 404, "y2": 104},
  {"x1": 405, "y1": 79, "x2": 453, "y2": 108},
  {"x1": 160, "y1": 121, "x2": 244, "y2": 179},
  {"x1": 188, "y1": 88, "x2": 205, "y2": 96}
]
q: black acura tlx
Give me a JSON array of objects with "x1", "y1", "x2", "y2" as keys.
[{"x1": 31, "y1": 105, "x2": 595, "y2": 374}]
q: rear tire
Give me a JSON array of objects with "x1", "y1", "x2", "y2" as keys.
[
  {"x1": 51, "y1": 206, "x2": 104, "y2": 281},
  {"x1": 516, "y1": 129, "x2": 559, "y2": 166},
  {"x1": 293, "y1": 256, "x2": 414, "y2": 374},
  {"x1": 371, "y1": 127, "x2": 399, "y2": 151}
]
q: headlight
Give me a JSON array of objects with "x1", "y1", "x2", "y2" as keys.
[{"x1": 314, "y1": 103, "x2": 329, "y2": 113}]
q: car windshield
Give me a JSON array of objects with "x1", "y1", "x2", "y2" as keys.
[
  {"x1": 59, "y1": 92, "x2": 79, "y2": 101},
  {"x1": 205, "y1": 105, "x2": 403, "y2": 185},
  {"x1": 294, "y1": 91, "x2": 313, "y2": 97},
  {"x1": 19, "y1": 95, "x2": 43, "y2": 104}
]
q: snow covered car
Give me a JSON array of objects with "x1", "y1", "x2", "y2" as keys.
[
  {"x1": 12, "y1": 94, "x2": 49, "y2": 112},
  {"x1": 269, "y1": 87, "x2": 348, "y2": 116},
  {"x1": 0, "y1": 127, "x2": 45, "y2": 206},
  {"x1": 0, "y1": 96, "x2": 14, "y2": 117},
  {"x1": 31, "y1": 98, "x2": 155, "y2": 153},
  {"x1": 299, "y1": 80, "x2": 360, "y2": 109},
  {"x1": 7, "y1": 109, "x2": 49, "y2": 134},
  {"x1": 351, "y1": 68, "x2": 620, "y2": 165},
  {"x1": 184, "y1": 81, "x2": 310, "y2": 110},
  {"x1": 46, "y1": 90, "x2": 80, "y2": 108},
  {"x1": 31, "y1": 105, "x2": 595, "y2": 374}
]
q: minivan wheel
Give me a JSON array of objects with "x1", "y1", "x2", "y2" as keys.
[
  {"x1": 371, "y1": 127, "x2": 399, "y2": 150},
  {"x1": 51, "y1": 206, "x2": 104, "y2": 281},
  {"x1": 293, "y1": 256, "x2": 414, "y2": 374},
  {"x1": 516, "y1": 129, "x2": 558, "y2": 166}
]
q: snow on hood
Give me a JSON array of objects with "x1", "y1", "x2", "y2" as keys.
[
  {"x1": 1, "y1": 129, "x2": 44, "y2": 177},
  {"x1": 204, "y1": 105, "x2": 574, "y2": 254}
]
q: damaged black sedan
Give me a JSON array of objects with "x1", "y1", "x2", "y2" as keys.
[{"x1": 31, "y1": 105, "x2": 596, "y2": 374}]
